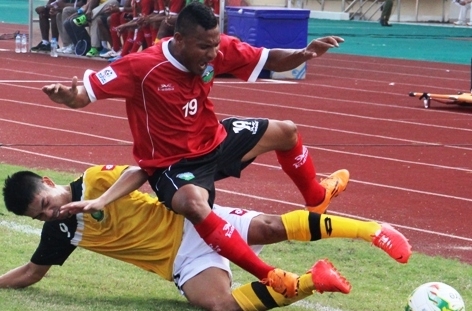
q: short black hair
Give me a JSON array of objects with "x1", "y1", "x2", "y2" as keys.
[
  {"x1": 175, "y1": 1, "x2": 218, "y2": 36},
  {"x1": 2, "y1": 171, "x2": 43, "y2": 216}
]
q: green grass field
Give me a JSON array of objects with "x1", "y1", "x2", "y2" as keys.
[{"x1": 0, "y1": 163, "x2": 471, "y2": 310}]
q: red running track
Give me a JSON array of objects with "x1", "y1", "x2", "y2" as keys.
[{"x1": 0, "y1": 40, "x2": 471, "y2": 264}]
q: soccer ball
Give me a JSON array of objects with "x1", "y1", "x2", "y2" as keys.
[{"x1": 405, "y1": 282, "x2": 465, "y2": 311}]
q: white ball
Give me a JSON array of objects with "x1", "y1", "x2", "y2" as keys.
[{"x1": 406, "y1": 282, "x2": 465, "y2": 311}]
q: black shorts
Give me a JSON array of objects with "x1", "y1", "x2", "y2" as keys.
[{"x1": 148, "y1": 117, "x2": 269, "y2": 211}]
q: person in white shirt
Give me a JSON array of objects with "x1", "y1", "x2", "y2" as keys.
[{"x1": 453, "y1": 0, "x2": 472, "y2": 25}]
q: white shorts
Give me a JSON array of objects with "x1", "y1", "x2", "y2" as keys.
[{"x1": 172, "y1": 204, "x2": 263, "y2": 294}]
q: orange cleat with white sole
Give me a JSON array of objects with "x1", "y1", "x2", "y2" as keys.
[
  {"x1": 261, "y1": 268, "x2": 299, "y2": 298},
  {"x1": 306, "y1": 169, "x2": 350, "y2": 214}
]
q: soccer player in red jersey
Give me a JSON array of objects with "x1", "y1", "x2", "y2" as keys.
[{"x1": 42, "y1": 1, "x2": 347, "y2": 297}]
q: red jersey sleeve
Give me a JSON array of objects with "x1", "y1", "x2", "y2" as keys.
[
  {"x1": 83, "y1": 59, "x2": 136, "y2": 102},
  {"x1": 215, "y1": 34, "x2": 269, "y2": 82}
]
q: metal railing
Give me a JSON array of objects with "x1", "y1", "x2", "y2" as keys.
[{"x1": 288, "y1": 0, "x2": 448, "y2": 22}]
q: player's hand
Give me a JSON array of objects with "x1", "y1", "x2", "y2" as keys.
[
  {"x1": 305, "y1": 36, "x2": 344, "y2": 58},
  {"x1": 41, "y1": 76, "x2": 79, "y2": 106},
  {"x1": 60, "y1": 199, "x2": 105, "y2": 215},
  {"x1": 104, "y1": 3, "x2": 119, "y2": 14}
]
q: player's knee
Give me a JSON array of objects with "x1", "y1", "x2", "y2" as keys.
[
  {"x1": 172, "y1": 189, "x2": 210, "y2": 223},
  {"x1": 276, "y1": 120, "x2": 299, "y2": 148},
  {"x1": 195, "y1": 295, "x2": 240, "y2": 311}
]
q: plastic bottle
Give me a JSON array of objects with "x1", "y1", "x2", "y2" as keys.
[
  {"x1": 50, "y1": 38, "x2": 58, "y2": 57},
  {"x1": 21, "y1": 34, "x2": 27, "y2": 53},
  {"x1": 15, "y1": 34, "x2": 21, "y2": 53}
]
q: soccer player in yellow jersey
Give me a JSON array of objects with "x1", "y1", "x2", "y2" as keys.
[{"x1": 1, "y1": 165, "x2": 411, "y2": 311}]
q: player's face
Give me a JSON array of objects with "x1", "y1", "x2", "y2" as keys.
[
  {"x1": 178, "y1": 25, "x2": 220, "y2": 76},
  {"x1": 24, "y1": 178, "x2": 71, "y2": 221}
]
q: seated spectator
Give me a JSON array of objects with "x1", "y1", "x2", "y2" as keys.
[
  {"x1": 56, "y1": 0, "x2": 87, "y2": 54},
  {"x1": 75, "y1": 0, "x2": 120, "y2": 57},
  {"x1": 99, "y1": 0, "x2": 133, "y2": 58},
  {"x1": 31, "y1": 0, "x2": 62, "y2": 52},
  {"x1": 107, "y1": 0, "x2": 157, "y2": 62},
  {"x1": 63, "y1": 5, "x2": 92, "y2": 55}
]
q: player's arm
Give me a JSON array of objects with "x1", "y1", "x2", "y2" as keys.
[
  {"x1": 61, "y1": 166, "x2": 148, "y2": 214},
  {"x1": 42, "y1": 76, "x2": 91, "y2": 109},
  {"x1": 263, "y1": 36, "x2": 344, "y2": 72},
  {"x1": 0, "y1": 262, "x2": 51, "y2": 289}
]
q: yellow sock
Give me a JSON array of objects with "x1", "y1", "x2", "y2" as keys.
[
  {"x1": 232, "y1": 274, "x2": 315, "y2": 311},
  {"x1": 281, "y1": 210, "x2": 381, "y2": 242},
  {"x1": 320, "y1": 214, "x2": 381, "y2": 242}
]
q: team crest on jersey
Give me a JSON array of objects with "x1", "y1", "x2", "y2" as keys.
[
  {"x1": 96, "y1": 66, "x2": 118, "y2": 85},
  {"x1": 101, "y1": 165, "x2": 116, "y2": 171},
  {"x1": 201, "y1": 65, "x2": 214, "y2": 83},
  {"x1": 176, "y1": 172, "x2": 195, "y2": 181},
  {"x1": 91, "y1": 210, "x2": 104, "y2": 221}
]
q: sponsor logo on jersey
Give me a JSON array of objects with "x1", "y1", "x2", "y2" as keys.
[
  {"x1": 96, "y1": 66, "x2": 118, "y2": 85},
  {"x1": 201, "y1": 65, "x2": 214, "y2": 83},
  {"x1": 101, "y1": 165, "x2": 115, "y2": 171},
  {"x1": 158, "y1": 83, "x2": 174, "y2": 91},
  {"x1": 293, "y1": 146, "x2": 308, "y2": 169},
  {"x1": 176, "y1": 172, "x2": 195, "y2": 181},
  {"x1": 91, "y1": 210, "x2": 104, "y2": 221}
]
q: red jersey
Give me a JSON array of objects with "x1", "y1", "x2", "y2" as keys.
[{"x1": 83, "y1": 35, "x2": 269, "y2": 173}]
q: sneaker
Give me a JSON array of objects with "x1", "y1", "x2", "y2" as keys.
[
  {"x1": 61, "y1": 44, "x2": 75, "y2": 54},
  {"x1": 306, "y1": 169, "x2": 350, "y2": 214},
  {"x1": 99, "y1": 47, "x2": 111, "y2": 57},
  {"x1": 108, "y1": 55, "x2": 122, "y2": 62},
  {"x1": 309, "y1": 259, "x2": 351, "y2": 294},
  {"x1": 454, "y1": 21, "x2": 466, "y2": 25},
  {"x1": 261, "y1": 268, "x2": 299, "y2": 298},
  {"x1": 100, "y1": 49, "x2": 121, "y2": 58},
  {"x1": 31, "y1": 41, "x2": 51, "y2": 52},
  {"x1": 371, "y1": 223, "x2": 412, "y2": 264},
  {"x1": 73, "y1": 14, "x2": 88, "y2": 26},
  {"x1": 86, "y1": 47, "x2": 100, "y2": 57}
]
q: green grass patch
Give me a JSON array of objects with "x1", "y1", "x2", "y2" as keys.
[{"x1": 0, "y1": 163, "x2": 470, "y2": 310}]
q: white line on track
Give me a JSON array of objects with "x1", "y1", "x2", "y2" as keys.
[
  {"x1": 2, "y1": 146, "x2": 472, "y2": 242},
  {"x1": 0, "y1": 79, "x2": 298, "y2": 84}
]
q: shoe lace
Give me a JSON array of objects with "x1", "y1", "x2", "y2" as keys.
[
  {"x1": 373, "y1": 231, "x2": 393, "y2": 251},
  {"x1": 321, "y1": 176, "x2": 340, "y2": 196}
]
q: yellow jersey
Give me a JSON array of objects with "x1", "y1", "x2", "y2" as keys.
[{"x1": 31, "y1": 165, "x2": 184, "y2": 281}]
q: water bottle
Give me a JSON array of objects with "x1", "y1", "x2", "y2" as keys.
[
  {"x1": 21, "y1": 34, "x2": 27, "y2": 53},
  {"x1": 15, "y1": 34, "x2": 21, "y2": 53},
  {"x1": 50, "y1": 38, "x2": 58, "y2": 57}
]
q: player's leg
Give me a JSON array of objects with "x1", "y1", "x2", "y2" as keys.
[
  {"x1": 150, "y1": 162, "x2": 298, "y2": 298},
  {"x1": 381, "y1": 0, "x2": 393, "y2": 26},
  {"x1": 182, "y1": 267, "x2": 239, "y2": 311},
  {"x1": 247, "y1": 211, "x2": 411, "y2": 263},
  {"x1": 177, "y1": 206, "x2": 348, "y2": 311},
  {"x1": 232, "y1": 259, "x2": 350, "y2": 311},
  {"x1": 239, "y1": 119, "x2": 349, "y2": 213}
]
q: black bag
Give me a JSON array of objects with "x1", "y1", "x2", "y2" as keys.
[{"x1": 63, "y1": 18, "x2": 91, "y2": 56}]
